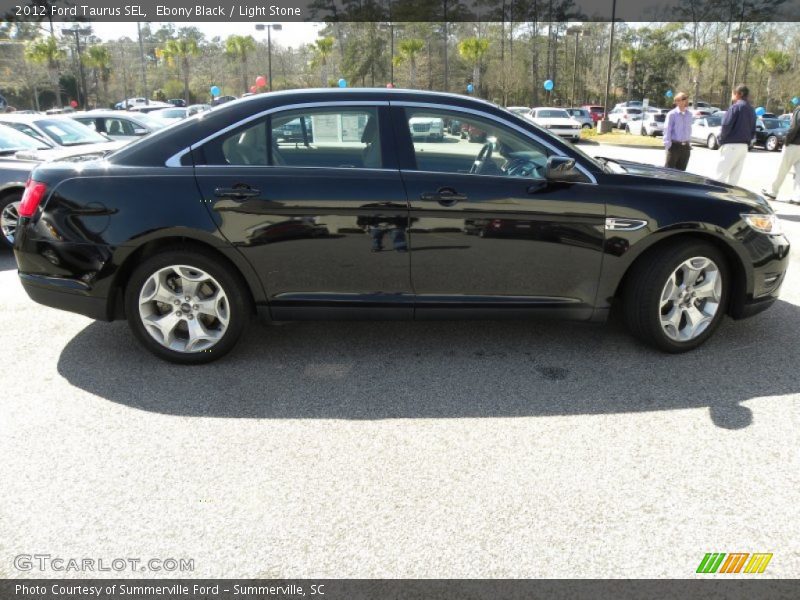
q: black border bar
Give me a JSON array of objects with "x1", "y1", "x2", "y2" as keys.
[
  {"x1": 2, "y1": 0, "x2": 800, "y2": 23},
  {"x1": 2, "y1": 579, "x2": 800, "y2": 600}
]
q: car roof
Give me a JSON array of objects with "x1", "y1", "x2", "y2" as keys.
[
  {"x1": 72, "y1": 110, "x2": 145, "y2": 119},
  {"x1": 0, "y1": 113, "x2": 72, "y2": 123}
]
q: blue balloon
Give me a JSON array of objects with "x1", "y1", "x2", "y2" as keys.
[
  {"x1": 755, "y1": 106, "x2": 766, "y2": 116},
  {"x1": 665, "y1": 90, "x2": 674, "y2": 98},
  {"x1": 467, "y1": 83, "x2": 474, "y2": 94},
  {"x1": 792, "y1": 96, "x2": 800, "y2": 106},
  {"x1": 210, "y1": 85, "x2": 220, "y2": 97},
  {"x1": 543, "y1": 79, "x2": 554, "y2": 91},
  {"x1": 338, "y1": 78, "x2": 347, "y2": 88}
]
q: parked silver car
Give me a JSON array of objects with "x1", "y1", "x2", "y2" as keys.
[
  {"x1": 565, "y1": 108, "x2": 594, "y2": 129},
  {"x1": 71, "y1": 110, "x2": 166, "y2": 142}
]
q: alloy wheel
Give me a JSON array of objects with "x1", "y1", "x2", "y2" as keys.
[
  {"x1": 766, "y1": 136, "x2": 778, "y2": 151},
  {"x1": 1, "y1": 199, "x2": 20, "y2": 246},
  {"x1": 658, "y1": 257, "x2": 722, "y2": 342},
  {"x1": 138, "y1": 265, "x2": 230, "y2": 353}
]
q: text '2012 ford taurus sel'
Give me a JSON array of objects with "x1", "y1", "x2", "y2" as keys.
[{"x1": 13, "y1": 89, "x2": 790, "y2": 363}]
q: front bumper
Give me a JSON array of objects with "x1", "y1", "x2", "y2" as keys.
[{"x1": 731, "y1": 232, "x2": 791, "y2": 320}]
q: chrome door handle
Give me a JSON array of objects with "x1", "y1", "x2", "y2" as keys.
[{"x1": 420, "y1": 187, "x2": 467, "y2": 206}]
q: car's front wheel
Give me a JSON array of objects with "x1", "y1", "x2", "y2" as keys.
[
  {"x1": 707, "y1": 134, "x2": 719, "y2": 149},
  {"x1": 623, "y1": 242, "x2": 728, "y2": 353},
  {"x1": 0, "y1": 191, "x2": 22, "y2": 250},
  {"x1": 766, "y1": 135, "x2": 779, "y2": 151},
  {"x1": 125, "y1": 249, "x2": 250, "y2": 364}
]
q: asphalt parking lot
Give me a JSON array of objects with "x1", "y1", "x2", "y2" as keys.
[{"x1": 1, "y1": 145, "x2": 798, "y2": 579}]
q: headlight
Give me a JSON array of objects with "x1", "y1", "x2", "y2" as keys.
[{"x1": 742, "y1": 213, "x2": 782, "y2": 235}]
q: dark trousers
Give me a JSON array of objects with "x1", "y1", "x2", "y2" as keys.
[{"x1": 665, "y1": 143, "x2": 691, "y2": 171}]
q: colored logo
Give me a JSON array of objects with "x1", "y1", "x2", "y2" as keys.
[{"x1": 697, "y1": 553, "x2": 772, "y2": 574}]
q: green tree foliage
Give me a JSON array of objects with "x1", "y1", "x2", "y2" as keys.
[
  {"x1": 225, "y1": 34, "x2": 256, "y2": 94},
  {"x1": 24, "y1": 36, "x2": 65, "y2": 108},
  {"x1": 84, "y1": 45, "x2": 111, "y2": 107},
  {"x1": 393, "y1": 39, "x2": 425, "y2": 88},
  {"x1": 162, "y1": 37, "x2": 200, "y2": 104},
  {"x1": 458, "y1": 37, "x2": 490, "y2": 97}
]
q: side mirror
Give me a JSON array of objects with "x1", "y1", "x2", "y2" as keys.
[
  {"x1": 133, "y1": 128, "x2": 148, "y2": 135},
  {"x1": 545, "y1": 156, "x2": 580, "y2": 181}
]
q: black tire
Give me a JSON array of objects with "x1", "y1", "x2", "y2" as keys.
[
  {"x1": 707, "y1": 134, "x2": 718, "y2": 150},
  {"x1": 125, "y1": 247, "x2": 250, "y2": 364},
  {"x1": 622, "y1": 241, "x2": 729, "y2": 353},
  {"x1": 582, "y1": 123, "x2": 592, "y2": 130},
  {"x1": 0, "y1": 190, "x2": 23, "y2": 250}
]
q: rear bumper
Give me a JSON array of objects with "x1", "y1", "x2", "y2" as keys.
[{"x1": 19, "y1": 273, "x2": 111, "y2": 321}]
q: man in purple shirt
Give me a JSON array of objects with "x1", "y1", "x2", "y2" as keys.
[{"x1": 663, "y1": 92, "x2": 693, "y2": 171}]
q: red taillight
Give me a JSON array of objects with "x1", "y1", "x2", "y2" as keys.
[{"x1": 18, "y1": 179, "x2": 48, "y2": 218}]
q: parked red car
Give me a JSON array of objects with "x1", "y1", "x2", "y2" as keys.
[{"x1": 583, "y1": 105, "x2": 606, "y2": 122}]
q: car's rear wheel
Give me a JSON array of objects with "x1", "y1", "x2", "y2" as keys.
[
  {"x1": 766, "y1": 135, "x2": 778, "y2": 151},
  {"x1": 582, "y1": 123, "x2": 592, "y2": 129},
  {"x1": 125, "y1": 249, "x2": 250, "y2": 364},
  {"x1": 623, "y1": 242, "x2": 728, "y2": 353},
  {"x1": 0, "y1": 192, "x2": 22, "y2": 250},
  {"x1": 707, "y1": 134, "x2": 718, "y2": 149}
]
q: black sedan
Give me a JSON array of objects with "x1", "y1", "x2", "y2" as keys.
[
  {"x1": 13, "y1": 89, "x2": 790, "y2": 363},
  {"x1": 754, "y1": 117, "x2": 789, "y2": 151}
]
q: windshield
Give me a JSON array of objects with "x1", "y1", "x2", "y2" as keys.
[
  {"x1": 0, "y1": 124, "x2": 53, "y2": 151},
  {"x1": 154, "y1": 109, "x2": 186, "y2": 120},
  {"x1": 34, "y1": 118, "x2": 110, "y2": 146},
  {"x1": 537, "y1": 109, "x2": 570, "y2": 118},
  {"x1": 762, "y1": 118, "x2": 788, "y2": 129},
  {"x1": 134, "y1": 113, "x2": 168, "y2": 128}
]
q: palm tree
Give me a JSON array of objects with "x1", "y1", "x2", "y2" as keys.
[
  {"x1": 25, "y1": 36, "x2": 65, "y2": 109},
  {"x1": 458, "y1": 37, "x2": 490, "y2": 97},
  {"x1": 84, "y1": 45, "x2": 111, "y2": 108},
  {"x1": 619, "y1": 47, "x2": 638, "y2": 102},
  {"x1": 311, "y1": 37, "x2": 335, "y2": 87},
  {"x1": 393, "y1": 39, "x2": 424, "y2": 88},
  {"x1": 225, "y1": 35, "x2": 257, "y2": 94},
  {"x1": 686, "y1": 48, "x2": 710, "y2": 107},
  {"x1": 162, "y1": 38, "x2": 200, "y2": 104},
  {"x1": 758, "y1": 51, "x2": 790, "y2": 112}
]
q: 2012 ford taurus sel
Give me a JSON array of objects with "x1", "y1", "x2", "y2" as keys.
[{"x1": 13, "y1": 89, "x2": 790, "y2": 363}]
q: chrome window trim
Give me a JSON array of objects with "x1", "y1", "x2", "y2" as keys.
[
  {"x1": 406, "y1": 168, "x2": 598, "y2": 186},
  {"x1": 391, "y1": 101, "x2": 598, "y2": 184},
  {"x1": 165, "y1": 100, "x2": 389, "y2": 168},
  {"x1": 192, "y1": 165, "x2": 398, "y2": 173}
]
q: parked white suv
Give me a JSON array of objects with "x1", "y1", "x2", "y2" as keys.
[
  {"x1": 409, "y1": 116, "x2": 444, "y2": 141},
  {"x1": 607, "y1": 106, "x2": 643, "y2": 129}
]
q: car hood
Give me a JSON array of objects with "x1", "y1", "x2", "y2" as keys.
[
  {"x1": 604, "y1": 158, "x2": 771, "y2": 210},
  {"x1": 13, "y1": 140, "x2": 125, "y2": 162},
  {"x1": 535, "y1": 118, "x2": 578, "y2": 126}
]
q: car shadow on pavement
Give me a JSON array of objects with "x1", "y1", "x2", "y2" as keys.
[
  {"x1": 56, "y1": 300, "x2": 800, "y2": 430},
  {"x1": 0, "y1": 250, "x2": 16, "y2": 271}
]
